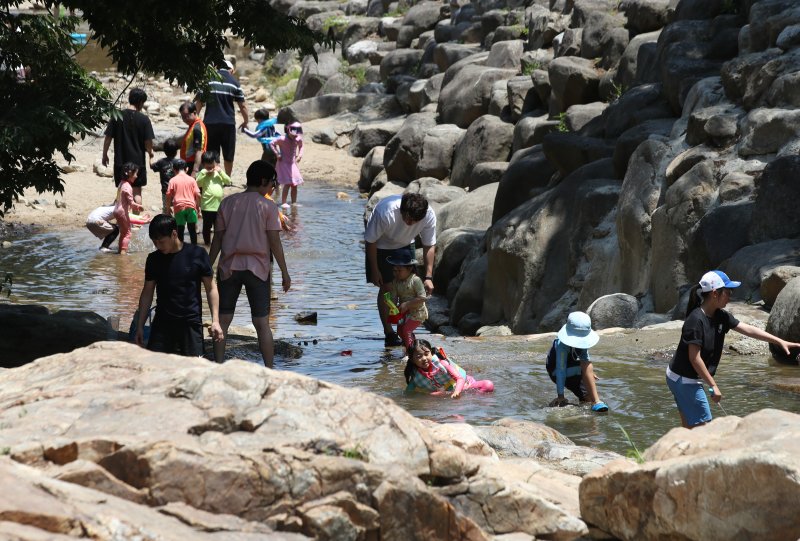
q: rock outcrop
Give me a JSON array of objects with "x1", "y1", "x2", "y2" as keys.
[{"x1": 0, "y1": 343, "x2": 626, "y2": 540}]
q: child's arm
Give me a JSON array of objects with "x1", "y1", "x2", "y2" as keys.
[
  {"x1": 270, "y1": 138, "x2": 282, "y2": 160},
  {"x1": 441, "y1": 358, "x2": 467, "y2": 399},
  {"x1": 218, "y1": 170, "x2": 232, "y2": 186},
  {"x1": 296, "y1": 139, "x2": 303, "y2": 163}
]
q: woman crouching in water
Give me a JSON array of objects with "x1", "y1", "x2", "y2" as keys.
[{"x1": 666, "y1": 270, "x2": 800, "y2": 428}]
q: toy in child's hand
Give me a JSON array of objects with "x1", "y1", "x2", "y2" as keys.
[
  {"x1": 384, "y1": 292, "x2": 403, "y2": 324},
  {"x1": 129, "y1": 212, "x2": 152, "y2": 225}
]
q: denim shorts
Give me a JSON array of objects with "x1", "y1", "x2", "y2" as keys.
[{"x1": 666, "y1": 373, "x2": 712, "y2": 426}]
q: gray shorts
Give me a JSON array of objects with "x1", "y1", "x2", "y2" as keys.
[
  {"x1": 86, "y1": 220, "x2": 115, "y2": 239},
  {"x1": 218, "y1": 270, "x2": 270, "y2": 318}
]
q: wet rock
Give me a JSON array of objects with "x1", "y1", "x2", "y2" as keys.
[
  {"x1": 294, "y1": 312, "x2": 318, "y2": 325},
  {"x1": 581, "y1": 409, "x2": 800, "y2": 541},
  {"x1": 760, "y1": 266, "x2": 800, "y2": 308}
]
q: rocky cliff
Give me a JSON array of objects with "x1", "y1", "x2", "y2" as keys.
[{"x1": 263, "y1": 0, "x2": 800, "y2": 339}]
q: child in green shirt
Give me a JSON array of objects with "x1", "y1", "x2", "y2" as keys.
[{"x1": 195, "y1": 151, "x2": 231, "y2": 245}]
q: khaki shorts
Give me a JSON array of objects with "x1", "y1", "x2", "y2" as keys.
[{"x1": 86, "y1": 220, "x2": 115, "y2": 239}]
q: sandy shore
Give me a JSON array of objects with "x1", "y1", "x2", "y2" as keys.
[{"x1": 2, "y1": 66, "x2": 363, "y2": 233}]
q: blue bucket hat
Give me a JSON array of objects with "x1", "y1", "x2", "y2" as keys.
[
  {"x1": 386, "y1": 249, "x2": 417, "y2": 266},
  {"x1": 557, "y1": 311, "x2": 599, "y2": 350}
]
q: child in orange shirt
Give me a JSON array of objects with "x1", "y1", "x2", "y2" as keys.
[{"x1": 166, "y1": 159, "x2": 201, "y2": 244}]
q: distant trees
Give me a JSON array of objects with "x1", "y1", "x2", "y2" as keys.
[{"x1": 0, "y1": 0, "x2": 331, "y2": 213}]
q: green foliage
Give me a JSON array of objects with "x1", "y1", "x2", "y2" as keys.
[
  {"x1": 617, "y1": 423, "x2": 645, "y2": 464},
  {"x1": 387, "y1": 6, "x2": 408, "y2": 17},
  {"x1": 556, "y1": 112, "x2": 569, "y2": 133},
  {"x1": 340, "y1": 62, "x2": 367, "y2": 88},
  {"x1": 322, "y1": 15, "x2": 348, "y2": 35},
  {"x1": 0, "y1": 447, "x2": 10, "y2": 456},
  {"x1": 522, "y1": 61, "x2": 540, "y2": 76},
  {"x1": 343, "y1": 444, "x2": 365, "y2": 461},
  {"x1": 0, "y1": 1, "x2": 333, "y2": 215},
  {"x1": 610, "y1": 81, "x2": 625, "y2": 102}
]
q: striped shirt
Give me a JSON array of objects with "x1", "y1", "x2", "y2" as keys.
[{"x1": 199, "y1": 69, "x2": 245, "y2": 125}]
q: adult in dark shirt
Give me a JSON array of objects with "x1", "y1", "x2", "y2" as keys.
[
  {"x1": 195, "y1": 59, "x2": 249, "y2": 176},
  {"x1": 102, "y1": 88, "x2": 154, "y2": 207},
  {"x1": 666, "y1": 270, "x2": 800, "y2": 428},
  {"x1": 135, "y1": 214, "x2": 223, "y2": 358}
]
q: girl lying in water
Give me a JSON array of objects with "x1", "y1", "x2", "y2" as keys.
[{"x1": 404, "y1": 338, "x2": 494, "y2": 398}]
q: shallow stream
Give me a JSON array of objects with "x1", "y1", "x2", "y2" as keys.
[{"x1": 3, "y1": 182, "x2": 800, "y2": 456}]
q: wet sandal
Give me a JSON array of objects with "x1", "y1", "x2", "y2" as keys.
[{"x1": 591, "y1": 401, "x2": 609, "y2": 413}]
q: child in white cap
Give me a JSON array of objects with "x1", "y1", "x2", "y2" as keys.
[
  {"x1": 546, "y1": 311, "x2": 608, "y2": 412},
  {"x1": 666, "y1": 269, "x2": 800, "y2": 428}
]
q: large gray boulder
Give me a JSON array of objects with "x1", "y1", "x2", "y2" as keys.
[
  {"x1": 379, "y1": 49, "x2": 425, "y2": 82},
  {"x1": 748, "y1": 0, "x2": 800, "y2": 52},
  {"x1": 401, "y1": 2, "x2": 445, "y2": 39},
  {"x1": 541, "y1": 133, "x2": 616, "y2": 177},
  {"x1": 586, "y1": 293, "x2": 640, "y2": 330},
  {"x1": 767, "y1": 276, "x2": 800, "y2": 363},
  {"x1": 408, "y1": 74, "x2": 444, "y2": 112},
  {"x1": 581, "y1": 409, "x2": 800, "y2": 540},
  {"x1": 548, "y1": 56, "x2": 601, "y2": 113},
  {"x1": 358, "y1": 146, "x2": 385, "y2": 192},
  {"x1": 507, "y1": 75, "x2": 539, "y2": 123},
  {"x1": 0, "y1": 304, "x2": 114, "y2": 367},
  {"x1": 433, "y1": 228, "x2": 485, "y2": 294},
  {"x1": 737, "y1": 107, "x2": 800, "y2": 156},
  {"x1": 612, "y1": 118, "x2": 675, "y2": 177},
  {"x1": 349, "y1": 117, "x2": 406, "y2": 157},
  {"x1": 654, "y1": 18, "x2": 741, "y2": 114},
  {"x1": 724, "y1": 239, "x2": 800, "y2": 301},
  {"x1": 482, "y1": 172, "x2": 621, "y2": 333},
  {"x1": 616, "y1": 30, "x2": 661, "y2": 90},
  {"x1": 438, "y1": 64, "x2": 518, "y2": 128},
  {"x1": 719, "y1": 48, "x2": 785, "y2": 109},
  {"x1": 432, "y1": 43, "x2": 483, "y2": 72},
  {"x1": 761, "y1": 266, "x2": 800, "y2": 308},
  {"x1": 341, "y1": 17, "x2": 382, "y2": 54},
  {"x1": 383, "y1": 112, "x2": 438, "y2": 183},
  {"x1": 437, "y1": 182, "x2": 499, "y2": 234},
  {"x1": 450, "y1": 115, "x2": 514, "y2": 188},
  {"x1": 512, "y1": 113, "x2": 557, "y2": 153},
  {"x1": 277, "y1": 94, "x2": 401, "y2": 123},
  {"x1": 601, "y1": 83, "x2": 673, "y2": 138},
  {"x1": 417, "y1": 124, "x2": 465, "y2": 180},
  {"x1": 404, "y1": 177, "x2": 467, "y2": 215},
  {"x1": 294, "y1": 52, "x2": 343, "y2": 100},
  {"x1": 450, "y1": 253, "x2": 488, "y2": 327},
  {"x1": 468, "y1": 162, "x2": 508, "y2": 192},
  {"x1": 580, "y1": 11, "x2": 629, "y2": 69},
  {"x1": 492, "y1": 145, "x2": 557, "y2": 223},
  {"x1": 749, "y1": 156, "x2": 800, "y2": 243},
  {"x1": 619, "y1": 0, "x2": 672, "y2": 33},
  {"x1": 486, "y1": 39, "x2": 524, "y2": 70}
]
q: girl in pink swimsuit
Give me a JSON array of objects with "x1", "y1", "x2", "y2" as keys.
[
  {"x1": 113, "y1": 163, "x2": 143, "y2": 255},
  {"x1": 269, "y1": 121, "x2": 304, "y2": 208}
]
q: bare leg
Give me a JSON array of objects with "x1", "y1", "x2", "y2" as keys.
[
  {"x1": 223, "y1": 160, "x2": 233, "y2": 176},
  {"x1": 132, "y1": 186, "x2": 142, "y2": 208},
  {"x1": 281, "y1": 185, "x2": 289, "y2": 205},
  {"x1": 290, "y1": 185, "x2": 298, "y2": 205},
  {"x1": 581, "y1": 361, "x2": 601, "y2": 404},
  {"x1": 214, "y1": 312, "x2": 234, "y2": 363},
  {"x1": 252, "y1": 315, "x2": 274, "y2": 368}
]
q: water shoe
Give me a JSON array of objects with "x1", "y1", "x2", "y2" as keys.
[
  {"x1": 591, "y1": 401, "x2": 609, "y2": 413},
  {"x1": 384, "y1": 332, "x2": 403, "y2": 347}
]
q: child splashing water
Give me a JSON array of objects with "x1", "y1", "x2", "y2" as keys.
[
  {"x1": 113, "y1": 162, "x2": 143, "y2": 255},
  {"x1": 386, "y1": 251, "x2": 427, "y2": 348},
  {"x1": 405, "y1": 339, "x2": 494, "y2": 398}
]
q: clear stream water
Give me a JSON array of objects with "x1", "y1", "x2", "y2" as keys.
[{"x1": 3, "y1": 184, "x2": 800, "y2": 456}]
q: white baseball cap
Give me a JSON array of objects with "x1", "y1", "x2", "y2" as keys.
[{"x1": 699, "y1": 270, "x2": 741, "y2": 292}]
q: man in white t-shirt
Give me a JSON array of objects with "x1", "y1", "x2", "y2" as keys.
[{"x1": 364, "y1": 193, "x2": 436, "y2": 346}]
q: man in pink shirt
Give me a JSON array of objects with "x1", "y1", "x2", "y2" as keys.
[
  {"x1": 166, "y1": 159, "x2": 201, "y2": 244},
  {"x1": 209, "y1": 160, "x2": 291, "y2": 367}
]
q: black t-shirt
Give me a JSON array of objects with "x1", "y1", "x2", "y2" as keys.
[
  {"x1": 670, "y1": 307, "x2": 740, "y2": 378},
  {"x1": 144, "y1": 244, "x2": 212, "y2": 324},
  {"x1": 105, "y1": 109, "x2": 155, "y2": 166},
  {"x1": 151, "y1": 157, "x2": 176, "y2": 194}
]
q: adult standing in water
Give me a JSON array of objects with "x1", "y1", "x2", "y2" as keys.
[
  {"x1": 194, "y1": 59, "x2": 248, "y2": 176},
  {"x1": 209, "y1": 160, "x2": 291, "y2": 367},
  {"x1": 364, "y1": 193, "x2": 436, "y2": 347},
  {"x1": 178, "y1": 101, "x2": 207, "y2": 177},
  {"x1": 666, "y1": 270, "x2": 800, "y2": 428},
  {"x1": 102, "y1": 88, "x2": 154, "y2": 207}
]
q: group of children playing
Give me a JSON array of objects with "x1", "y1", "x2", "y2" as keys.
[{"x1": 86, "y1": 108, "x2": 305, "y2": 254}]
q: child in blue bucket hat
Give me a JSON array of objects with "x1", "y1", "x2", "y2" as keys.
[{"x1": 546, "y1": 311, "x2": 609, "y2": 412}]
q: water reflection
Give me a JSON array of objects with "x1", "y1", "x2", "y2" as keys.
[{"x1": 2, "y1": 183, "x2": 800, "y2": 455}]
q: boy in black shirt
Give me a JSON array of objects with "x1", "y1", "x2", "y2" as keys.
[
  {"x1": 134, "y1": 214, "x2": 223, "y2": 358},
  {"x1": 150, "y1": 138, "x2": 179, "y2": 214}
]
